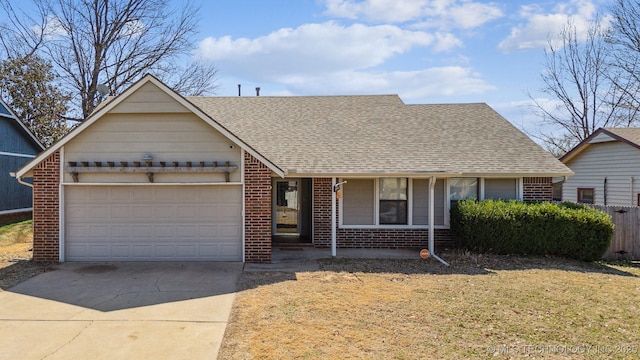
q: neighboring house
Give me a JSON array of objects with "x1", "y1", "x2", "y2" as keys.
[
  {"x1": 14, "y1": 75, "x2": 572, "y2": 263},
  {"x1": 0, "y1": 99, "x2": 44, "y2": 224},
  {"x1": 561, "y1": 127, "x2": 640, "y2": 206}
]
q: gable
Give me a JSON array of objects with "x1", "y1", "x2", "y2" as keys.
[
  {"x1": 110, "y1": 82, "x2": 189, "y2": 114},
  {"x1": 14, "y1": 74, "x2": 283, "y2": 179},
  {"x1": 63, "y1": 112, "x2": 242, "y2": 183}
]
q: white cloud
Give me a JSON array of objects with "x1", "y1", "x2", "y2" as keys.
[
  {"x1": 32, "y1": 15, "x2": 67, "y2": 40},
  {"x1": 323, "y1": 0, "x2": 503, "y2": 29},
  {"x1": 498, "y1": 0, "x2": 601, "y2": 52},
  {"x1": 269, "y1": 66, "x2": 496, "y2": 100},
  {"x1": 197, "y1": 21, "x2": 457, "y2": 80},
  {"x1": 197, "y1": 20, "x2": 492, "y2": 100}
]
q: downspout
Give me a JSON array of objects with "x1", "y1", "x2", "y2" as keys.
[
  {"x1": 604, "y1": 177, "x2": 607, "y2": 206},
  {"x1": 429, "y1": 176, "x2": 449, "y2": 266},
  {"x1": 331, "y1": 177, "x2": 337, "y2": 257},
  {"x1": 631, "y1": 177, "x2": 634, "y2": 206},
  {"x1": 10, "y1": 173, "x2": 33, "y2": 188},
  {"x1": 555, "y1": 176, "x2": 567, "y2": 201}
]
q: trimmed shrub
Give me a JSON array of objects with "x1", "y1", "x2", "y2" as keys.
[{"x1": 450, "y1": 200, "x2": 613, "y2": 261}]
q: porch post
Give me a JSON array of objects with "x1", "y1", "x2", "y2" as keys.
[
  {"x1": 429, "y1": 176, "x2": 449, "y2": 266},
  {"x1": 428, "y1": 176, "x2": 435, "y2": 256},
  {"x1": 331, "y1": 177, "x2": 337, "y2": 257}
]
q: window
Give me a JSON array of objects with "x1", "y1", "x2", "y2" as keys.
[
  {"x1": 379, "y1": 178, "x2": 407, "y2": 224},
  {"x1": 342, "y1": 179, "x2": 375, "y2": 225},
  {"x1": 577, "y1": 188, "x2": 594, "y2": 204},
  {"x1": 484, "y1": 178, "x2": 518, "y2": 200},
  {"x1": 449, "y1": 178, "x2": 478, "y2": 203}
]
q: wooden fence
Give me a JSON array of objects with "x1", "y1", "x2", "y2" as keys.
[{"x1": 592, "y1": 205, "x2": 640, "y2": 260}]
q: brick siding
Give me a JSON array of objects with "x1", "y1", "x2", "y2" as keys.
[
  {"x1": 523, "y1": 177, "x2": 553, "y2": 202},
  {"x1": 312, "y1": 177, "x2": 454, "y2": 250},
  {"x1": 32, "y1": 151, "x2": 60, "y2": 261},
  {"x1": 244, "y1": 152, "x2": 272, "y2": 263}
]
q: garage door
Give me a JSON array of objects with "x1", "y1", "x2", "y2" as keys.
[{"x1": 64, "y1": 186, "x2": 242, "y2": 261}]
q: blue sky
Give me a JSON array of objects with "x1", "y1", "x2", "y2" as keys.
[{"x1": 193, "y1": 0, "x2": 610, "y2": 135}]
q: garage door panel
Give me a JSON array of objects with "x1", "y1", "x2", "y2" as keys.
[{"x1": 65, "y1": 185, "x2": 242, "y2": 261}]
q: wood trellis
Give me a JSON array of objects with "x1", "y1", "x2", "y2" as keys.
[{"x1": 64, "y1": 161, "x2": 238, "y2": 183}]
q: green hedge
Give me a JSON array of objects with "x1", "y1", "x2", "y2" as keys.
[{"x1": 450, "y1": 200, "x2": 613, "y2": 261}]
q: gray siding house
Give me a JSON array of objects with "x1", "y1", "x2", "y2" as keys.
[
  {"x1": 561, "y1": 128, "x2": 640, "y2": 205},
  {"x1": 0, "y1": 100, "x2": 44, "y2": 223}
]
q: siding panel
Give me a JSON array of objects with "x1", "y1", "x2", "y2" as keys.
[
  {"x1": 342, "y1": 179, "x2": 375, "y2": 225},
  {"x1": 564, "y1": 142, "x2": 640, "y2": 205},
  {"x1": 412, "y1": 179, "x2": 445, "y2": 225},
  {"x1": 64, "y1": 113, "x2": 241, "y2": 183}
]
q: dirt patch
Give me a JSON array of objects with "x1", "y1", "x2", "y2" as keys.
[
  {"x1": 219, "y1": 253, "x2": 640, "y2": 359},
  {"x1": 0, "y1": 242, "x2": 53, "y2": 290},
  {"x1": 0, "y1": 221, "x2": 52, "y2": 290}
]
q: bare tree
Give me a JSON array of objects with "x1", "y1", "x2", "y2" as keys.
[
  {"x1": 608, "y1": 0, "x2": 640, "y2": 110},
  {"x1": 0, "y1": 0, "x2": 217, "y2": 121},
  {"x1": 529, "y1": 18, "x2": 638, "y2": 157}
]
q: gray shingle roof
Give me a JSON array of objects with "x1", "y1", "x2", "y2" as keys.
[
  {"x1": 187, "y1": 95, "x2": 572, "y2": 177},
  {"x1": 603, "y1": 127, "x2": 640, "y2": 146}
]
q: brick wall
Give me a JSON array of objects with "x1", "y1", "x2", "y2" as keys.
[
  {"x1": 244, "y1": 152, "x2": 272, "y2": 263},
  {"x1": 523, "y1": 177, "x2": 553, "y2": 202},
  {"x1": 312, "y1": 178, "x2": 332, "y2": 246},
  {"x1": 312, "y1": 177, "x2": 454, "y2": 250},
  {"x1": 32, "y1": 151, "x2": 60, "y2": 261}
]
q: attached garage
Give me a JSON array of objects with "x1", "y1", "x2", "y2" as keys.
[{"x1": 64, "y1": 185, "x2": 242, "y2": 261}]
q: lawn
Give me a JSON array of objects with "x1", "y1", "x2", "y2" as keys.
[
  {"x1": 0, "y1": 220, "x2": 50, "y2": 290},
  {"x1": 219, "y1": 253, "x2": 640, "y2": 359}
]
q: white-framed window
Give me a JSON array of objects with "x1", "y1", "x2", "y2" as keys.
[
  {"x1": 379, "y1": 178, "x2": 408, "y2": 224},
  {"x1": 339, "y1": 177, "x2": 522, "y2": 229},
  {"x1": 340, "y1": 178, "x2": 446, "y2": 228}
]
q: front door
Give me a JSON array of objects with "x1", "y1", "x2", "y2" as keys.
[{"x1": 274, "y1": 179, "x2": 300, "y2": 234}]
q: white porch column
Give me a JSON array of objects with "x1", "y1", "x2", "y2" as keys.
[
  {"x1": 331, "y1": 177, "x2": 337, "y2": 257},
  {"x1": 429, "y1": 176, "x2": 449, "y2": 266},
  {"x1": 428, "y1": 176, "x2": 435, "y2": 256}
]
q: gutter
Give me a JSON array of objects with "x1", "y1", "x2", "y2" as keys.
[
  {"x1": 428, "y1": 175, "x2": 449, "y2": 266},
  {"x1": 10, "y1": 172, "x2": 33, "y2": 188}
]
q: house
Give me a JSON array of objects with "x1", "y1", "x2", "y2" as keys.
[
  {"x1": 0, "y1": 99, "x2": 44, "y2": 224},
  {"x1": 560, "y1": 127, "x2": 640, "y2": 206},
  {"x1": 14, "y1": 75, "x2": 572, "y2": 263}
]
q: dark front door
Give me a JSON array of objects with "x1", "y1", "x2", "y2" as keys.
[{"x1": 273, "y1": 178, "x2": 312, "y2": 243}]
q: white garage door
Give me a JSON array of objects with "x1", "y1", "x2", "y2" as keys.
[{"x1": 64, "y1": 186, "x2": 242, "y2": 261}]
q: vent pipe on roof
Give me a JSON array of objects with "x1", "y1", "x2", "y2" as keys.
[
  {"x1": 256, "y1": 87, "x2": 260, "y2": 96},
  {"x1": 238, "y1": 84, "x2": 241, "y2": 96}
]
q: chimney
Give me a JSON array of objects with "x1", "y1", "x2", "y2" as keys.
[
  {"x1": 238, "y1": 84, "x2": 241, "y2": 96},
  {"x1": 256, "y1": 87, "x2": 261, "y2": 96}
]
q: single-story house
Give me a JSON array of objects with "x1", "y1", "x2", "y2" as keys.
[
  {"x1": 14, "y1": 74, "x2": 572, "y2": 263},
  {"x1": 0, "y1": 99, "x2": 44, "y2": 224},
  {"x1": 560, "y1": 127, "x2": 640, "y2": 206}
]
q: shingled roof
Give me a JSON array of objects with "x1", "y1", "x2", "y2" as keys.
[
  {"x1": 187, "y1": 95, "x2": 571, "y2": 177},
  {"x1": 561, "y1": 127, "x2": 640, "y2": 164}
]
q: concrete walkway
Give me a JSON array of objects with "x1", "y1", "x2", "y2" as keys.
[{"x1": 0, "y1": 262, "x2": 243, "y2": 359}]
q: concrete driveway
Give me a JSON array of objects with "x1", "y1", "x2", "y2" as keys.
[{"x1": 0, "y1": 262, "x2": 243, "y2": 359}]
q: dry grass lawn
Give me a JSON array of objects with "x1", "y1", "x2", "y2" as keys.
[
  {"x1": 0, "y1": 220, "x2": 51, "y2": 289},
  {"x1": 220, "y1": 253, "x2": 640, "y2": 359}
]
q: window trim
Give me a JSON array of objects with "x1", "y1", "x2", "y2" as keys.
[
  {"x1": 338, "y1": 177, "x2": 523, "y2": 229},
  {"x1": 577, "y1": 187, "x2": 595, "y2": 204},
  {"x1": 339, "y1": 178, "x2": 449, "y2": 229},
  {"x1": 378, "y1": 178, "x2": 408, "y2": 225}
]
